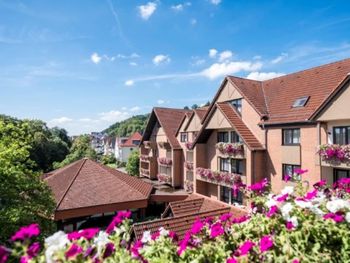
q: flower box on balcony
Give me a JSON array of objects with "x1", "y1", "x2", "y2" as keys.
[
  {"x1": 318, "y1": 144, "x2": 350, "y2": 165},
  {"x1": 184, "y1": 180, "x2": 193, "y2": 192},
  {"x1": 157, "y1": 173, "x2": 171, "y2": 184},
  {"x1": 185, "y1": 161, "x2": 194, "y2": 171},
  {"x1": 158, "y1": 141, "x2": 171, "y2": 149},
  {"x1": 143, "y1": 141, "x2": 156, "y2": 149},
  {"x1": 216, "y1": 142, "x2": 244, "y2": 157},
  {"x1": 158, "y1": 157, "x2": 172, "y2": 166},
  {"x1": 185, "y1": 142, "x2": 193, "y2": 151},
  {"x1": 196, "y1": 167, "x2": 242, "y2": 186},
  {"x1": 140, "y1": 155, "x2": 149, "y2": 162}
]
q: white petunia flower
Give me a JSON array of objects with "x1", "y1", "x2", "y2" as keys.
[
  {"x1": 346, "y1": 212, "x2": 350, "y2": 223},
  {"x1": 159, "y1": 227, "x2": 169, "y2": 237},
  {"x1": 45, "y1": 231, "x2": 69, "y2": 263},
  {"x1": 141, "y1": 231, "x2": 152, "y2": 243},
  {"x1": 310, "y1": 206, "x2": 325, "y2": 217},
  {"x1": 281, "y1": 202, "x2": 293, "y2": 219},
  {"x1": 289, "y1": 216, "x2": 298, "y2": 227},
  {"x1": 281, "y1": 186, "x2": 294, "y2": 195},
  {"x1": 294, "y1": 200, "x2": 312, "y2": 209},
  {"x1": 94, "y1": 231, "x2": 110, "y2": 256},
  {"x1": 266, "y1": 198, "x2": 278, "y2": 208},
  {"x1": 326, "y1": 199, "x2": 350, "y2": 213}
]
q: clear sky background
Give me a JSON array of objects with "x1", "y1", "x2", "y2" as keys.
[{"x1": 1, "y1": 0, "x2": 350, "y2": 135}]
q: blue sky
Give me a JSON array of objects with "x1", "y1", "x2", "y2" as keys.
[{"x1": 1, "y1": 0, "x2": 350, "y2": 135}]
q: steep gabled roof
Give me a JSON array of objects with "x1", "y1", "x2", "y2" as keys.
[
  {"x1": 44, "y1": 159, "x2": 153, "y2": 212},
  {"x1": 120, "y1": 131, "x2": 142, "y2": 147},
  {"x1": 141, "y1": 107, "x2": 190, "y2": 149}
]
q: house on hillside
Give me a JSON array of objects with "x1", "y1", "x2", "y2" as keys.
[{"x1": 115, "y1": 131, "x2": 142, "y2": 162}]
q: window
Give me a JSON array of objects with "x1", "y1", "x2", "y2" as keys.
[
  {"x1": 334, "y1": 169, "x2": 350, "y2": 182},
  {"x1": 231, "y1": 159, "x2": 243, "y2": 174},
  {"x1": 219, "y1": 158, "x2": 230, "y2": 172},
  {"x1": 292, "y1": 96, "x2": 309, "y2": 108},
  {"x1": 217, "y1": 131, "x2": 229, "y2": 143},
  {"x1": 230, "y1": 99, "x2": 242, "y2": 113},
  {"x1": 180, "y1": 132, "x2": 188, "y2": 142},
  {"x1": 220, "y1": 186, "x2": 243, "y2": 205},
  {"x1": 282, "y1": 164, "x2": 301, "y2": 182},
  {"x1": 230, "y1": 131, "x2": 242, "y2": 143},
  {"x1": 333, "y1": 126, "x2": 350, "y2": 145},
  {"x1": 282, "y1": 128, "x2": 300, "y2": 145},
  {"x1": 132, "y1": 140, "x2": 140, "y2": 145}
]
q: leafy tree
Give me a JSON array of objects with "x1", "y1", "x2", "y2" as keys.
[
  {"x1": 204, "y1": 101, "x2": 210, "y2": 106},
  {"x1": 183, "y1": 106, "x2": 190, "y2": 110},
  {"x1": 101, "y1": 154, "x2": 117, "y2": 165},
  {"x1": 125, "y1": 150, "x2": 139, "y2": 176},
  {"x1": 55, "y1": 135, "x2": 97, "y2": 168},
  {"x1": 191, "y1": 104, "x2": 199, "y2": 109},
  {"x1": 0, "y1": 118, "x2": 55, "y2": 243},
  {"x1": 103, "y1": 114, "x2": 149, "y2": 137}
]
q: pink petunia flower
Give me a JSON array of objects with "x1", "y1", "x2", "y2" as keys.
[
  {"x1": 277, "y1": 194, "x2": 288, "y2": 202},
  {"x1": 220, "y1": 213, "x2": 232, "y2": 222},
  {"x1": 11, "y1": 224, "x2": 40, "y2": 242},
  {"x1": 67, "y1": 231, "x2": 81, "y2": 241},
  {"x1": 151, "y1": 231, "x2": 160, "y2": 240},
  {"x1": 210, "y1": 222, "x2": 224, "y2": 238},
  {"x1": 304, "y1": 190, "x2": 317, "y2": 200},
  {"x1": 266, "y1": 206, "x2": 278, "y2": 218},
  {"x1": 226, "y1": 257, "x2": 237, "y2": 263},
  {"x1": 292, "y1": 259, "x2": 300, "y2": 263},
  {"x1": 103, "y1": 243, "x2": 115, "y2": 259},
  {"x1": 0, "y1": 246, "x2": 9, "y2": 263},
  {"x1": 191, "y1": 219, "x2": 204, "y2": 235},
  {"x1": 130, "y1": 240, "x2": 143, "y2": 258},
  {"x1": 260, "y1": 235, "x2": 273, "y2": 252},
  {"x1": 80, "y1": 228, "x2": 99, "y2": 240},
  {"x1": 237, "y1": 240, "x2": 255, "y2": 256},
  {"x1": 323, "y1": 212, "x2": 344, "y2": 223},
  {"x1": 313, "y1": 179, "x2": 326, "y2": 189},
  {"x1": 65, "y1": 244, "x2": 83, "y2": 259},
  {"x1": 27, "y1": 242, "x2": 40, "y2": 258}
]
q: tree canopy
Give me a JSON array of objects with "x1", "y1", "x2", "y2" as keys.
[
  {"x1": 103, "y1": 114, "x2": 149, "y2": 137},
  {"x1": 125, "y1": 150, "x2": 140, "y2": 176}
]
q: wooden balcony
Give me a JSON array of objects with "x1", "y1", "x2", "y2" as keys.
[{"x1": 215, "y1": 143, "x2": 245, "y2": 159}]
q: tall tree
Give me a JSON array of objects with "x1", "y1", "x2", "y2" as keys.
[{"x1": 125, "y1": 151, "x2": 139, "y2": 176}]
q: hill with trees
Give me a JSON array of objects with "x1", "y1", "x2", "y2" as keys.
[{"x1": 103, "y1": 114, "x2": 149, "y2": 137}]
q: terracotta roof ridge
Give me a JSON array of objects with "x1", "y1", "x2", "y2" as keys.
[
  {"x1": 261, "y1": 81, "x2": 270, "y2": 114},
  {"x1": 262, "y1": 57, "x2": 350, "y2": 83},
  {"x1": 227, "y1": 75, "x2": 262, "y2": 82},
  {"x1": 55, "y1": 158, "x2": 87, "y2": 210},
  {"x1": 154, "y1": 106, "x2": 190, "y2": 112}
]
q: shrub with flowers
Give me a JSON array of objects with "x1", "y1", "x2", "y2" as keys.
[
  {"x1": 158, "y1": 157, "x2": 172, "y2": 166},
  {"x1": 184, "y1": 161, "x2": 193, "y2": 171},
  {"x1": 196, "y1": 167, "x2": 242, "y2": 187},
  {"x1": 2, "y1": 174, "x2": 350, "y2": 263},
  {"x1": 318, "y1": 144, "x2": 350, "y2": 164},
  {"x1": 157, "y1": 173, "x2": 171, "y2": 184},
  {"x1": 216, "y1": 142, "x2": 244, "y2": 157}
]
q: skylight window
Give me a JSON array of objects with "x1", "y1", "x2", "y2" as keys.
[{"x1": 292, "y1": 96, "x2": 309, "y2": 108}]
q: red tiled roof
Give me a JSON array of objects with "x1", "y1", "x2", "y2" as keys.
[
  {"x1": 44, "y1": 159, "x2": 153, "y2": 211},
  {"x1": 132, "y1": 194, "x2": 247, "y2": 240},
  {"x1": 120, "y1": 132, "x2": 142, "y2": 147},
  {"x1": 194, "y1": 106, "x2": 209, "y2": 121},
  {"x1": 216, "y1": 102, "x2": 264, "y2": 150}
]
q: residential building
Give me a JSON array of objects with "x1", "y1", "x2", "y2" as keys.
[
  {"x1": 102, "y1": 135, "x2": 116, "y2": 156},
  {"x1": 90, "y1": 132, "x2": 104, "y2": 154},
  {"x1": 115, "y1": 132, "x2": 142, "y2": 162}
]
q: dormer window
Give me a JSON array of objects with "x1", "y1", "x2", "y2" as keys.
[
  {"x1": 292, "y1": 96, "x2": 309, "y2": 108},
  {"x1": 230, "y1": 99, "x2": 242, "y2": 113}
]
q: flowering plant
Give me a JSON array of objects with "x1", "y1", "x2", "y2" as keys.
[
  {"x1": 157, "y1": 173, "x2": 171, "y2": 184},
  {"x1": 185, "y1": 142, "x2": 193, "y2": 151},
  {"x1": 184, "y1": 180, "x2": 193, "y2": 192},
  {"x1": 216, "y1": 142, "x2": 244, "y2": 157},
  {"x1": 318, "y1": 144, "x2": 350, "y2": 164},
  {"x1": 2, "y1": 174, "x2": 350, "y2": 263},
  {"x1": 196, "y1": 167, "x2": 242, "y2": 187},
  {"x1": 185, "y1": 161, "x2": 193, "y2": 171},
  {"x1": 158, "y1": 157, "x2": 172, "y2": 166}
]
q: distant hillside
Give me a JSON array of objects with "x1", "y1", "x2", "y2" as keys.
[{"x1": 103, "y1": 114, "x2": 149, "y2": 137}]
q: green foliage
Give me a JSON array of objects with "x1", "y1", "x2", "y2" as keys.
[
  {"x1": 125, "y1": 150, "x2": 139, "y2": 176},
  {"x1": 103, "y1": 114, "x2": 149, "y2": 137},
  {"x1": 101, "y1": 154, "x2": 117, "y2": 165},
  {"x1": 55, "y1": 135, "x2": 97, "y2": 168},
  {"x1": 0, "y1": 118, "x2": 55, "y2": 244}
]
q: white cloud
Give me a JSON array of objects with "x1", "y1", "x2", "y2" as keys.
[
  {"x1": 190, "y1": 18, "x2": 197, "y2": 25},
  {"x1": 171, "y1": 2, "x2": 191, "y2": 11},
  {"x1": 130, "y1": 106, "x2": 141, "y2": 112},
  {"x1": 157, "y1": 99, "x2": 165, "y2": 104},
  {"x1": 153, "y1": 54, "x2": 171, "y2": 65},
  {"x1": 79, "y1": 118, "x2": 93, "y2": 122},
  {"x1": 49, "y1": 117, "x2": 73, "y2": 125},
  {"x1": 91, "y1": 52, "x2": 102, "y2": 64},
  {"x1": 117, "y1": 53, "x2": 140, "y2": 59},
  {"x1": 129, "y1": 62, "x2": 138, "y2": 66},
  {"x1": 201, "y1": 61, "x2": 262, "y2": 79},
  {"x1": 253, "y1": 55, "x2": 262, "y2": 60},
  {"x1": 99, "y1": 110, "x2": 129, "y2": 122},
  {"x1": 271, "y1": 52, "x2": 288, "y2": 64},
  {"x1": 246, "y1": 71, "x2": 285, "y2": 81},
  {"x1": 209, "y1": 49, "x2": 218, "y2": 58},
  {"x1": 191, "y1": 56, "x2": 206, "y2": 66},
  {"x1": 218, "y1": 50, "x2": 233, "y2": 62},
  {"x1": 210, "y1": 0, "x2": 221, "y2": 5},
  {"x1": 138, "y1": 2, "x2": 157, "y2": 20},
  {"x1": 125, "y1": 80, "x2": 134, "y2": 86}
]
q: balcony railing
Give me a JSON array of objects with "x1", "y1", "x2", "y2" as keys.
[
  {"x1": 196, "y1": 167, "x2": 242, "y2": 187},
  {"x1": 140, "y1": 168, "x2": 150, "y2": 176},
  {"x1": 157, "y1": 173, "x2": 171, "y2": 184},
  {"x1": 185, "y1": 161, "x2": 194, "y2": 171},
  {"x1": 158, "y1": 157, "x2": 172, "y2": 166},
  {"x1": 216, "y1": 142, "x2": 244, "y2": 158},
  {"x1": 140, "y1": 155, "x2": 149, "y2": 162},
  {"x1": 318, "y1": 144, "x2": 350, "y2": 166}
]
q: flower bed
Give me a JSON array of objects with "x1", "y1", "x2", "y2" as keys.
[
  {"x1": 185, "y1": 142, "x2": 193, "y2": 150},
  {"x1": 157, "y1": 173, "x2": 171, "y2": 184},
  {"x1": 216, "y1": 142, "x2": 244, "y2": 157},
  {"x1": 185, "y1": 161, "x2": 194, "y2": 171},
  {"x1": 184, "y1": 180, "x2": 194, "y2": 192},
  {"x1": 318, "y1": 144, "x2": 350, "y2": 164},
  {"x1": 158, "y1": 157, "x2": 172, "y2": 166},
  {"x1": 140, "y1": 155, "x2": 149, "y2": 162},
  {"x1": 196, "y1": 167, "x2": 242, "y2": 186},
  {"x1": 3, "y1": 175, "x2": 350, "y2": 263}
]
